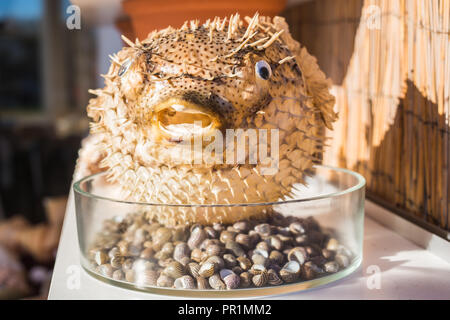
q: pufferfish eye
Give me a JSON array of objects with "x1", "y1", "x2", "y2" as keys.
[{"x1": 255, "y1": 60, "x2": 272, "y2": 80}]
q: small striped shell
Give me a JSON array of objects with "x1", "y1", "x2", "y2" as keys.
[
  {"x1": 279, "y1": 261, "x2": 301, "y2": 283},
  {"x1": 209, "y1": 274, "x2": 226, "y2": 290},
  {"x1": 174, "y1": 275, "x2": 196, "y2": 289},
  {"x1": 196, "y1": 276, "x2": 210, "y2": 289},
  {"x1": 187, "y1": 262, "x2": 200, "y2": 278},
  {"x1": 199, "y1": 261, "x2": 216, "y2": 278},
  {"x1": 163, "y1": 261, "x2": 186, "y2": 279},
  {"x1": 252, "y1": 270, "x2": 269, "y2": 287},
  {"x1": 135, "y1": 269, "x2": 159, "y2": 286},
  {"x1": 156, "y1": 274, "x2": 174, "y2": 287},
  {"x1": 267, "y1": 269, "x2": 283, "y2": 285}
]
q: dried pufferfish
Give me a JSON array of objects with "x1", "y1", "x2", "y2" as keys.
[{"x1": 76, "y1": 14, "x2": 336, "y2": 226}]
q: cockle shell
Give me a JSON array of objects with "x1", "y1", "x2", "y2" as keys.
[
  {"x1": 279, "y1": 261, "x2": 301, "y2": 283},
  {"x1": 209, "y1": 274, "x2": 226, "y2": 290},
  {"x1": 76, "y1": 13, "x2": 336, "y2": 226},
  {"x1": 174, "y1": 275, "x2": 196, "y2": 289}
]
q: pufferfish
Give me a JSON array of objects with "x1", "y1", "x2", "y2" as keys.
[{"x1": 76, "y1": 14, "x2": 336, "y2": 226}]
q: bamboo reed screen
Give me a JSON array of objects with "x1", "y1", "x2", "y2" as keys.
[{"x1": 284, "y1": 0, "x2": 450, "y2": 234}]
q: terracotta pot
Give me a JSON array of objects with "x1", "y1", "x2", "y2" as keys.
[{"x1": 122, "y1": 0, "x2": 287, "y2": 40}]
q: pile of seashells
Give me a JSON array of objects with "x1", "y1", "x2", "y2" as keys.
[{"x1": 88, "y1": 212, "x2": 353, "y2": 290}]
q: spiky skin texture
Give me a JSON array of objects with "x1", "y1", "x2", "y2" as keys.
[{"x1": 76, "y1": 14, "x2": 336, "y2": 226}]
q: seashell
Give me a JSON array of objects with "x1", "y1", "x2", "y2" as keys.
[
  {"x1": 125, "y1": 269, "x2": 135, "y2": 282},
  {"x1": 335, "y1": 254, "x2": 350, "y2": 268},
  {"x1": 174, "y1": 275, "x2": 196, "y2": 289},
  {"x1": 110, "y1": 255, "x2": 124, "y2": 268},
  {"x1": 204, "y1": 227, "x2": 218, "y2": 239},
  {"x1": 127, "y1": 244, "x2": 142, "y2": 257},
  {"x1": 239, "y1": 272, "x2": 252, "y2": 288},
  {"x1": 324, "y1": 261, "x2": 339, "y2": 273},
  {"x1": 132, "y1": 228, "x2": 148, "y2": 246},
  {"x1": 220, "y1": 269, "x2": 240, "y2": 290},
  {"x1": 237, "y1": 256, "x2": 252, "y2": 271},
  {"x1": 187, "y1": 226, "x2": 207, "y2": 249},
  {"x1": 187, "y1": 262, "x2": 200, "y2": 278},
  {"x1": 140, "y1": 247, "x2": 154, "y2": 259},
  {"x1": 208, "y1": 274, "x2": 226, "y2": 290},
  {"x1": 252, "y1": 270, "x2": 268, "y2": 287},
  {"x1": 190, "y1": 248, "x2": 206, "y2": 263},
  {"x1": 322, "y1": 249, "x2": 335, "y2": 260},
  {"x1": 178, "y1": 256, "x2": 191, "y2": 266},
  {"x1": 156, "y1": 274, "x2": 174, "y2": 287},
  {"x1": 326, "y1": 238, "x2": 339, "y2": 251},
  {"x1": 108, "y1": 247, "x2": 120, "y2": 259},
  {"x1": 253, "y1": 248, "x2": 269, "y2": 258},
  {"x1": 233, "y1": 221, "x2": 250, "y2": 233},
  {"x1": 155, "y1": 250, "x2": 171, "y2": 261},
  {"x1": 158, "y1": 257, "x2": 175, "y2": 268},
  {"x1": 288, "y1": 247, "x2": 308, "y2": 265},
  {"x1": 206, "y1": 243, "x2": 223, "y2": 257},
  {"x1": 250, "y1": 264, "x2": 267, "y2": 275},
  {"x1": 227, "y1": 226, "x2": 239, "y2": 233},
  {"x1": 254, "y1": 223, "x2": 271, "y2": 237},
  {"x1": 231, "y1": 266, "x2": 243, "y2": 275},
  {"x1": 289, "y1": 222, "x2": 305, "y2": 235},
  {"x1": 132, "y1": 259, "x2": 155, "y2": 271},
  {"x1": 301, "y1": 261, "x2": 323, "y2": 280},
  {"x1": 161, "y1": 242, "x2": 174, "y2": 255},
  {"x1": 248, "y1": 231, "x2": 261, "y2": 244},
  {"x1": 172, "y1": 226, "x2": 189, "y2": 242},
  {"x1": 205, "y1": 256, "x2": 225, "y2": 270},
  {"x1": 143, "y1": 241, "x2": 153, "y2": 249},
  {"x1": 267, "y1": 269, "x2": 283, "y2": 286},
  {"x1": 173, "y1": 242, "x2": 191, "y2": 262},
  {"x1": 163, "y1": 261, "x2": 186, "y2": 279},
  {"x1": 225, "y1": 241, "x2": 245, "y2": 257},
  {"x1": 122, "y1": 258, "x2": 134, "y2": 272},
  {"x1": 220, "y1": 230, "x2": 236, "y2": 243},
  {"x1": 268, "y1": 235, "x2": 283, "y2": 251},
  {"x1": 279, "y1": 261, "x2": 301, "y2": 283},
  {"x1": 256, "y1": 241, "x2": 270, "y2": 252},
  {"x1": 295, "y1": 235, "x2": 308, "y2": 245},
  {"x1": 97, "y1": 264, "x2": 113, "y2": 277},
  {"x1": 112, "y1": 269, "x2": 124, "y2": 281},
  {"x1": 269, "y1": 250, "x2": 284, "y2": 265},
  {"x1": 196, "y1": 276, "x2": 210, "y2": 289},
  {"x1": 212, "y1": 223, "x2": 224, "y2": 232},
  {"x1": 152, "y1": 227, "x2": 172, "y2": 251},
  {"x1": 135, "y1": 269, "x2": 159, "y2": 286},
  {"x1": 251, "y1": 253, "x2": 267, "y2": 266},
  {"x1": 337, "y1": 245, "x2": 353, "y2": 259},
  {"x1": 199, "y1": 238, "x2": 218, "y2": 250},
  {"x1": 223, "y1": 254, "x2": 237, "y2": 268},
  {"x1": 235, "y1": 234, "x2": 252, "y2": 249},
  {"x1": 94, "y1": 251, "x2": 108, "y2": 265},
  {"x1": 198, "y1": 261, "x2": 216, "y2": 278}
]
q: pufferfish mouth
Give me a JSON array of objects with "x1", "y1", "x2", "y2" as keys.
[{"x1": 152, "y1": 98, "x2": 222, "y2": 143}]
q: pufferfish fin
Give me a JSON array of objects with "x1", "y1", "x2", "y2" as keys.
[{"x1": 272, "y1": 17, "x2": 337, "y2": 130}]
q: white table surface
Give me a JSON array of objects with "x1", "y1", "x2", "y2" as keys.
[{"x1": 49, "y1": 192, "x2": 450, "y2": 300}]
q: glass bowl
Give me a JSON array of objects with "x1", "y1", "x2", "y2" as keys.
[{"x1": 73, "y1": 165, "x2": 365, "y2": 297}]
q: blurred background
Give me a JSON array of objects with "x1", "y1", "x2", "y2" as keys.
[{"x1": 0, "y1": 0, "x2": 448, "y2": 299}]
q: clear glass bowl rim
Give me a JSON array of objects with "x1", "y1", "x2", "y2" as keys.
[{"x1": 73, "y1": 165, "x2": 365, "y2": 208}]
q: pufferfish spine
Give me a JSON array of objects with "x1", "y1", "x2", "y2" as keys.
[{"x1": 76, "y1": 14, "x2": 337, "y2": 226}]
